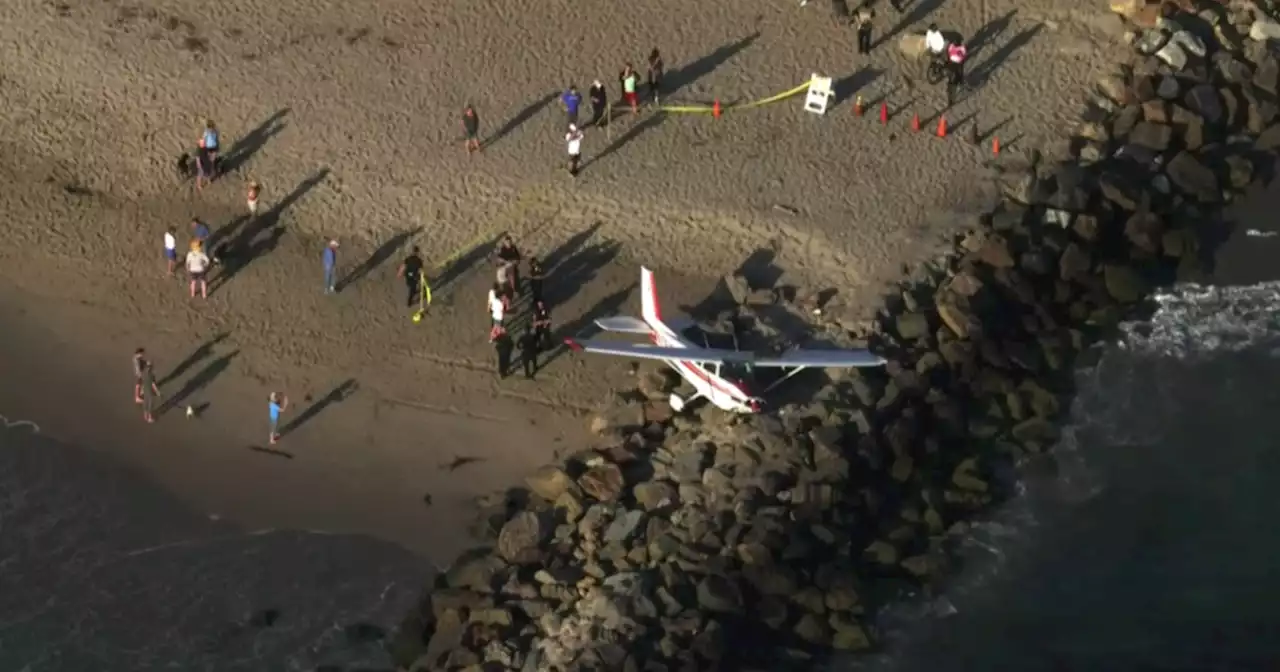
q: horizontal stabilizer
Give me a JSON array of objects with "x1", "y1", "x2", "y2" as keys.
[
  {"x1": 594, "y1": 316, "x2": 653, "y2": 334},
  {"x1": 565, "y1": 339, "x2": 734, "y2": 365},
  {"x1": 751, "y1": 349, "x2": 886, "y2": 368}
]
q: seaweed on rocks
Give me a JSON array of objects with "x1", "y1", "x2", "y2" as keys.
[{"x1": 387, "y1": 2, "x2": 1280, "y2": 670}]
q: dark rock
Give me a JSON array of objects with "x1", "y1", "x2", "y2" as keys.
[
  {"x1": 1058, "y1": 243, "x2": 1092, "y2": 282},
  {"x1": 1132, "y1": 73, "x2": 1157, "y2": 101},
  {"x1": 1181, "y1": 118, "x2": 1206, "y2": 151},
  {"x1": 1099, "y1": 172, "x2": 1141, "y2": 211},
  {"x1": 1141, "y1": 99, "x2": 1170, "y2": 123},
  {"x1": 794, "y1": 613, "x2": 832, "y2": 646},
  {"x1": 1224, "y1": 155, "x2": 1253, "y2": 190},
  {"x1": 1129, "y1": 121, "x2": 1173, "y2": 150},
  {"x1": 447, "y1": 553, "x2": 507, "y2": 593},
  {"x1": 1103, "y1": 264, "x2": 1149, "y2": 303},
  {"x1": 1073, "y1": 214, "x2": 1100, "y2": 241},
  {"x1": 1213, "y1": 52, "x2": 1253, "y2": 83},
  {"x1": 1164, "y1": 151, "x2": 1220, "y2": 203},
  {"x1": 1112, "y1": 104, "x2": 1142, "y2": 137},
  {"x1": 1254, "y1": 54, "x2": 1279, "y2": 94},
  {"x1": 1256, "y1": 122, "x2": 1280, "y2": 151},
  {"x1": 1183, "y1": 85, "x2": 1223, "y2": 125},
  {"x1": 633, "y1": 481, "x2": 677, "y2": 511},
  {"x1": 831, "y1": 616, "x2": 873, "y2": 651},
  {"x1": 696, "y1": 574, "x2": 744, "y2": 614},
  {"x1": 1124, "y1": 212, "x2": 1164, "y2": 255},
  {"x1": 975, "y1": 236, "x2": 1015, "y2": 269},
  {"x1": 579, "y1": 463, "x2": 626, "y2": 501},
  {"x1": 895, "y1": 311, "x2": 931, "y2": 341}
]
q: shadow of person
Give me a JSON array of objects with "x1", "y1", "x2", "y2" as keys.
[
  {"x1": 159, "y1": 331, "x2": 230, "y2": 387},
  {"x1": 340, "y1": 227, "x2": 424, "y2": 291},
  {"x1": 213, "y1": 168, "x2": 329, "y2": 292},
  {"x1": 540, "y1": 282, "x2": 636, "y2": 368},
  {"x1": 663, "y1": 32, "x2": 761, "y2": 98},
  {"x1": 157, "y1": 350, "x2": 240, "y2": 417},
  {"x1": 219, "y1": 108, "x2": 291, "y2": 176},
  {"x1": 483, "y1": 92, "x2": 559, "y2": 150},
  {"x1": 278, "y1": 378, "x2": 359, "y2": 437}
]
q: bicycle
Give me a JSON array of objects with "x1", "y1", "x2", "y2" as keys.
[{"x1": 925, "y1": 54, "x2": 949, "y2": 85}]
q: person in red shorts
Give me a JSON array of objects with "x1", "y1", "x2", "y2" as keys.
[{"x1": 620, "y1": 63, "x2": 640, "y2": 115}]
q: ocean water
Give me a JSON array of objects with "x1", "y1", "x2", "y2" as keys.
[
  {"x1": 844, "y1": 281, "x2": 1280, "y2": 672},
  {"x1": 0, "y1": 425, "x2": 425, "y2": 672}
]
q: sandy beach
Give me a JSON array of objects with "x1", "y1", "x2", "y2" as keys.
[{"x1": 0, "y1": 0, "x2": 1128, "y2": 596}]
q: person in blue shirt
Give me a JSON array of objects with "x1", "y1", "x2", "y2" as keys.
[
  {"x1": 322, "y1": 239, "x2": 339, "y2": 294},
  {"x1": 268, "y1": 392, "x2": 289, "y2": 445},
  {"x1": 196, "y1": 120, "x2": 220, "y2": 189},
  {"x1": 191, "y1": 218, "x2": 211, "y2": 249},
  {"x1": 560, "y1": 85, "x2": 583, "y2": 129}
]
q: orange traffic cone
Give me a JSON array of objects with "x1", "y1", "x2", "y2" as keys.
[
  {"x1": 911, "y1": 113, "x2": 920, "y2": 132},
  {"x1": 879, "y1": 102, "x2": 888, "y2": 125},
  {"x1": 854, "y1": 95, "x2": 864, "y2": 116},
  {"x1": 992, "y1": 136, "x2": 1001, "y2": 156},
  {"x1": 713, "y1": 99, "x2": 721, "y2": 119},
  {"x1": 936, "y1": 115, "x2": 948, "y2": 138}
]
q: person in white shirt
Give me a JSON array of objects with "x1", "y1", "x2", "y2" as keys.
[
  {"x1": 565, "y1": 124, "x2": 584, "y2": 176},
  {"x1": 925, "y1": 24, "x2": 946, "y2": 56},
  {"x1": 185, "y1": 241, "x2": 211, "y2": 299},
  {"x1": 163, "y1": 226, "x2": 178, "y2": 277},
  {"x1": 487, "y1": 283, "x2": 506, "y2": 342}
]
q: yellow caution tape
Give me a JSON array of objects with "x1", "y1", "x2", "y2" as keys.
[{"x1": 656, "y1": 79, "x2": 814, "y2": 114}]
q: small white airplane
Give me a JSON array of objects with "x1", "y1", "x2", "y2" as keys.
[{"x1": 564, "y1": 267, "x2": 887, "y2": 414}]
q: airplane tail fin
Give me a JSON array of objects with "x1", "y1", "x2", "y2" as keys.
[{"x1": 640, "y1": 266, "x2": 663, "y2": 329}]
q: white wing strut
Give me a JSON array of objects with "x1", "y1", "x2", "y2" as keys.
[
  {"x1": 564, "y1": 339, "x2": 736, "y2": 365},
  {"x1": 751, "y1": 349, "x2": 886, "y2": 368}
]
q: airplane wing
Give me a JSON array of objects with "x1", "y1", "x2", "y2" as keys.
[
  {"x1": 593, "y1": 316, "x2": 653, "y2": 334},
  {"x1": 565, "y1": 338, "x2": 742, "y2": 365},
  {"x1": 749, "y1": 349, "x2": 886, "y2": 368}
]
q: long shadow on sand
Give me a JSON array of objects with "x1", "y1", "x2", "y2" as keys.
[
  {"x1": 340, "y1": 226, "x2": 424, "y2": 291},
  {"x1": 159, "y1": 331, "x2": 230, "y2": 387},
  {"x1": 484, "y1": 92, "x2": 558, "y2": 150},
  {"x1": 279, "y1": 378, "x2": 359, "y2": 437},
  {"x1": 432, "y1": 233, "x2": 506, "y2": 302},
  {"x1": 157, "y1": 350, "x2": 239, "y2": 417},
  {"x1": 833, "y1": 66, "x2": 885, "y2": 107},
  {"x1": 968, "y1": 9, "x2": 1018, "y2": 61},
  {"x1": 219, "y1": 108, "x2": 291, "y2": 176},
  {"x1": 582, "y1": 112, "x2": 666, "y2": 171},
  {"x1": 541, "y1": 282, "x2": 636, "y2": 368},
  {"x1": 212, "y1": 168, "x2": 330, "y2": 293},
  {"x1": 967, "y1": 24, "x2": 1045, "y2": 89},
  {"x1": 663, "y1": 32, "x2": 760, "y2": 98},
  {"x1": 877, "y1": 0, "x2": 950, "y2": 49}
]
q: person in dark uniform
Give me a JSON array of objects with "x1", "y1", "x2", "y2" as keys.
[
  {"x1": 852, "y1": 2, "x2": 875, "y2": 55},
  {"x1": 396, "y1": 245, "x2": 426, "y2": 308},
  {"x1": 527, "y1": 256, "x2": 545, "y2": 303},
  {"x1": 647, "y1": 49, "x2": 665, "y2": 104},
  {"x1": 495, "y1": 332, "x2": 514, "y2": 379},
  {"x1": 494, "y1": 235, "x2": 521, "y2": 294},
  {"x1": 517, "y1": 328, "x2": 539, "y2": 379},
  {"x1": 531, "y1": 300, "x2": 552, "y2": 350},
  {"x1": 588, "y1": 80, "x2": 608, "y2": 128}
]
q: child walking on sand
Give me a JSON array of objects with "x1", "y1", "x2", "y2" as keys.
[
  {"x1": 246, "y1": 181, "x2": 261, "y2": 216},
  {"x1": 268, "y1": 392, "x2": 289, "y2": 444}
]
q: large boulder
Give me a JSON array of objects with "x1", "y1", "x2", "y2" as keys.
[
  {"x1": 579, "y1": 463, "x2": 626, "y2": 501},
  {"x1": 1129, "y1": 121, "x2": 1173, "y2": 150},
  {"x1": 1103, "y1": 264, "x2": 1149, "y2": 303},
  {"x1": 526, "y1": 466, "x2": 574, "y2": 501},
  {"x1": 696, "y1": 574, "x2": 745, "y2": 614},
  {"x1": 1183, "y1": 85, "x2": 1223, "y2": 126},
  {"x1": 1156, "y1": 41, "x2": 1188, "y2": 70},
  {"x1": 1164, "y1": 151, "x2": 1220, "y2": 203},
  {"x1": 1250, "y1": 16, "x2": 1280, "y2": 43},
  {"x1": 497, "y1": 511, "x2": 550, "y2": 563}
]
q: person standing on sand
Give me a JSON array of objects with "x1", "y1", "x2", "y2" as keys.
[
  {"x1": 495, "y1": 332, "x2": 514, "y2": 379},
  {"x1": 462, "y1": 105, "x2": 481, "y2": 155},
  {"x1": 647, "y1": 49, "x2": 665, "y2": 104},
  {"x1": 518, "y1": 328, "x2": 539, "y2": 379},
  {"x1": 268, "y1": 392, "x2": 289, "y2": 445},
  {"x1": 322, "y1": 239, "x2": 339, "y2": 294},
  {"x1": 191, "y1": 218, "x2": 211, "y2": 250},
  {"x1": 163, "y1": 226, "x2": 178, "y2": 277},
  {"x1": 139, "y1": 358, "x2": 159, "y2": 423},
  {"x1": 588, "y1": 81, "x2": 608, "y2": 128},
  {"x1": 133, "y1": 347, "x2": 159, "y2": 404},
  {"x1": 532, "y1": 299, "x2": 552, "y2": 350},
  {"x1": 196, "y1": 120, "x2": 220, "y2": 190},
  {"x1": 247, "y1": 181, "x2": 261, "y2": 216},
  {"x1": 396, "y1": 245, "x2": 426, "y2": 308},
  {"x1": 488, "y1": 282, "x2": 507, "y2": 343},
  {"x1": 852, "y1": 2, "x2": 875, "y2": 55},
  {"x1": 565, "y1": 124, "x2": 584, "y2": 177},
  {"x1": 560, "y1": 85, "x2": 583, "y2": 129},
  {"x1": 494, "y1": 235, "x2": 522, "y2": 294},
  {"x1": 620, "y1": 64, "x2": 640, "y2": 115},
  {"x1": 527, "y1": 255, "x2": 545, "y2": 304},
  {"x1": 186, "y1": 240, "x2": 210, "y2": 299}
]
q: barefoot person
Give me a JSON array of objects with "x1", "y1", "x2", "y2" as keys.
[
  {"x1": 268, "y1": 392, "x2": 289, "y2": 444},
  {"x1": 133, "y1": 348, "x2": 157, "y2": 404},
  {"x1": 163, "y1": 226, "x2": 178, "y2": 277},
  {"x1": 588, "y1": 81, "x2": 608, "y2": 128},
  {"x1": 396, "y1": 245, "x2": 426, "y2": 308},
  {"x1": 462, "y1": 105, "x2": 481, "y2": 155},
  {"x1": 139, "y1": 357, "x2": 159, "y2": 424},
  {"x1": 186, "y1": 240, "x2": 210, "y2": 299}
]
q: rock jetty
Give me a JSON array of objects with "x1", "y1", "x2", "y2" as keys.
[{"x1": 390, "y1": 2, "x2": 1278, "y2": 669}]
